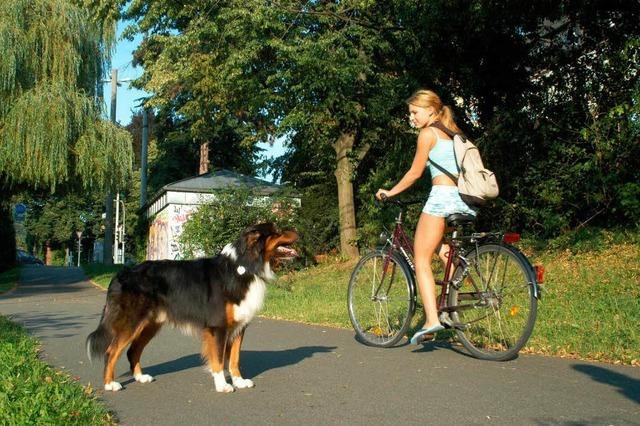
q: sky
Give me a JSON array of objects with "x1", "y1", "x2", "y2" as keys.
[{"x1": 105, "y1": 25, "x2": 285, "y2": 180}]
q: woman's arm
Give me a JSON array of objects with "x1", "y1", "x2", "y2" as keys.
[{"x1": 377, "y1": 128, "x2": 433, "y2": 199}]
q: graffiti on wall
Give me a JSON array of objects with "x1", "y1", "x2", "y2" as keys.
[
  {"x1": 147, "y1": 210, "x2": 169, "y2": 260},
  {"x1": 147, "y1": 204, "x2": 198, "y2": 260},
  {"x1": 168, "y1": 204, "x2": 197, "y2": 259}
]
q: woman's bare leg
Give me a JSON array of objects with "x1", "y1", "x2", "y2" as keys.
[
  {"x1": 414, "y1": 213, "x2": 445, "y2": 329},
  {"x1": 438, "y1": 243, "x2": 450, "y2": 265}
]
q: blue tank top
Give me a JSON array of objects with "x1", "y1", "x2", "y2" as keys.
[{"x1": 427, "y1": 129, "x2": 458, "y2": 178}]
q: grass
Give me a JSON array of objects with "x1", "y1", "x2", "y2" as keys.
[
  {"x1": 82, "y1": 264, "x2": 123, "y2": 288},
  {"x1": 522, "y1": 237, "x2": 640, "y2": 365},
  {"x1": 0, "y1": 315, "x2": 114, "y2": 424},
  {"x1": 264, "y1": 234, "x2": 640, "y2": 366},
  {"x1": 263, "y1": 259, "x2": 358, "y2": 326},
  {"x1": 0, "y1": 267, "x2": 20, "y2": 294}
]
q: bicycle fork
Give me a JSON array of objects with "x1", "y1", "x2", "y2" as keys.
[{"x1": 371, "y1": 252, "x2": 397, "y2": 301}]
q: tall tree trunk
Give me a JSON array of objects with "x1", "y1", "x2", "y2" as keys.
[
  {"x1": 45, "y1": 241, "x2": 52, "y2": 266},
  {"x1": 333, "y1": 132, "x2": 359, "y2": 259},
  {"x1": 199, "y1": 141, "x2": 210, "y2": 174}
]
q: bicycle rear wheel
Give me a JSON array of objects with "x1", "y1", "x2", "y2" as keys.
[
  {"x1": 448, "y1": 243, "x2": 537, "y2": 360},
  {"x1": 348, "y1": 250, "x2": 416, "y2": 347}
]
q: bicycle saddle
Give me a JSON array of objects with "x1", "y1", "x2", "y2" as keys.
[{"x1": 446, "y1": 213, "x2": 476, "y2": 227}]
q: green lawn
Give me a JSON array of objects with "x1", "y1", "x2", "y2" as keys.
[
  {"x1": 0, "y1": 267, "x2": 19, "y2": 294},
  {"x1": 0, "y1": 315, "x2": 114, "y2": 424},
  {"x1": 525, "y1": 241, "x2": 640, "y2": 365},
  {"x1": 264, "y1": 239, "x2": 640, "y2": 366},
  {"x1": 83, "y1": 264, "x2": 123, "y2": 288}
]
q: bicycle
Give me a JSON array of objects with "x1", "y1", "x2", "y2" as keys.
[{"x1": 347, "y1": 197, "x2": 543, "y2": 361}]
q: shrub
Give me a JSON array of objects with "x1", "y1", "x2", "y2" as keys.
[{"x1": 178, "y1": 187, "x2": 299, "y2": 259}]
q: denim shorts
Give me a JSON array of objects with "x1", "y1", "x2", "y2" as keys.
[{"x1": 422, "y1": 185, "x2": 477, "y2": 217}]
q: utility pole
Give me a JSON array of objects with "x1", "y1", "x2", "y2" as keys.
[
  {"x1": 140, "y1": 107, "x2": 149, "y2": 209},
  {"x1": 102, "y1": 68, "x2": 132, "y2": 264},
  {"x1": 103, "y1": 68, "x2": 117, "y2": 265}
]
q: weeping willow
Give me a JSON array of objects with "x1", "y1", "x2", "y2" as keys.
[{"x1": 0, "y1": 0, "x2": 132, "y2": 191}]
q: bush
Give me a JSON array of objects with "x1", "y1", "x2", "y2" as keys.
[
  {"x1": 294, "y1": 184, "x2": 340, "y2": 256},
  {"x1": 178, "y1": 187, "x2": 300, "y2": 259}
]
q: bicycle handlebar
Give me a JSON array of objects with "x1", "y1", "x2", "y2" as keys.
[{"x1": 377, "y1": 194, "x2": 422, "y2": 208}]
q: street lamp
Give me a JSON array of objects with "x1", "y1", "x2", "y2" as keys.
[
  {"x1": 75, "y1": 230, "x2": 83, "y2": 267},
  {"x1": 114, "y1": 193, "x2": 126, "y2": 264}
]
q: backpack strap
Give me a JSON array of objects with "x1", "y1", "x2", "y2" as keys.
[
  {"x1": 429, "y1": 121, "x2": 467, "y2": 141},
  {"x1": 429, "y1": 158, "x2": 459, "y2": 184},
  {"x1": 429, "y1": 121, "x2": 456, "y2": 138},
  {"x1": 428, "y1": 121, "x2": 463, "y2": 180}
]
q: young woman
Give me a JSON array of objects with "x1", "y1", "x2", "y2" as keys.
[{"x1": 375, "y1": 89, "x2": 477, "y2": 344}]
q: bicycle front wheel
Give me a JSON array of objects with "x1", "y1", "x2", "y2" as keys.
[
  {"x1": 448, "y1": 243, "x2": 537, "y2": 360},
  {"x1": 348, "y1": 250, "x2": 416, "y2": 347}
]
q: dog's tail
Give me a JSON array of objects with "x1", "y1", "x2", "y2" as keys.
[
  {"x1": 86, "y1": 304, "x2": 113, "y2": 363},
  {"x1": 86, "y1": 275, "x2": 123, "y2": 362}
]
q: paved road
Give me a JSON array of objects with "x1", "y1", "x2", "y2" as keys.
[{"x1": 1, "y1": 265, "x2": 639, "y2": 425}]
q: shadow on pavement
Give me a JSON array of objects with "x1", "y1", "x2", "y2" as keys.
[
  {"x1": 5, "y1": 311, "x2": 101, "y2": 339},
  {"x1": 534, "y1": 416, "x2": 640, "y2": 426},
  {"x1": 572, "y1": 363, "x2": 640, "y2": 405},
  {"x1": 139, "y1": 345, "x2": 337, "y2": 380},
  {"x1": 411, "y1": 339, "x2": 482, "y2": 360},
  {"x1": 1, "y1": 265, "x2": 92, "y2": 300}
]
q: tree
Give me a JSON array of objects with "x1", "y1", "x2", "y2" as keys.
[
  {"x1": 124, "y1": 2, "x2": 263, "y2": 182},
  {"x1": 119, "y1": 0, "x2": 640, "y2": 259},
  {"x1": 0, "y1": 0, "x2": 133, "y2": 192},
  {"x1": 122, "y1": 0, "x2": 415, "y2": 258}
]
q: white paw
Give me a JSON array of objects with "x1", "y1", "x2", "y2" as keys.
[
  {"x1": 134, "y1": 374, "x2": 154, "y2": 384},
  {"x1": 232, "y1": 376, "x2": 254, "y2": 389},
  {"x1": 211, "y1": 371, "x2": 235, "y2": 393},
  {"x1": 216, "y1": 382, "x2": 235, "y2": 393},
  {"x1": 104, "y1": 381, "x2": 122, "y2": 392}
]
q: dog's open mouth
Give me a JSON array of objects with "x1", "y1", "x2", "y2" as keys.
[{"x1": 275, "y1": 245, "x2": 298, "y2": 259}]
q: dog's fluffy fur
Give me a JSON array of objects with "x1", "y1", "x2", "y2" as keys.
[{"x1": 86, "y1": 223, "x2": 298, "y2": 393}]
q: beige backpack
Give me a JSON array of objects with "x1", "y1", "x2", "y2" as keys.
[{"x1": 428, "y1": 122, "x2": 499, "y2": 207}]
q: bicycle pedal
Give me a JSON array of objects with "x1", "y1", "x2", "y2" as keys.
[
  {"x1": 451, "y1": 322, "x2": 466, "y2": 330},
  {"x1": 438, "y1": 313, "x2": 454, "y2": 328},
  {"x1": 417, "y1": 333, "x2": 437, "y2": 343}
]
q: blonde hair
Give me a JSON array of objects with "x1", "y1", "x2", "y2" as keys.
[{"x1": 405, "y1": 89, "x2": 461, "y2": 133}]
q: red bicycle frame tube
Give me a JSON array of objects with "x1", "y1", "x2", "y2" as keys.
[
  {"x1": 392, "y1": 221, "x2": 414, "y2": 258},
  {"x1": 438, "y1": 243, "x2": 457, "y2": 309},
  {"x1": 390, "y1": 220, "x2": 457, "y2": 310}
]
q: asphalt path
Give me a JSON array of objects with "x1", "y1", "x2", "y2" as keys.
[{"x1": 1, "y1": 265, "x2": 638, "y2": 425}]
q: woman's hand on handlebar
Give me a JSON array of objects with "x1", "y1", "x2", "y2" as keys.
[{"x1": 376, "y1": 189, "x2": 391, "y2": 201}]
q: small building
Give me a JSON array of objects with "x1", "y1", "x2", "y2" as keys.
[{"x1": 144, "y1": 169, "x2": 295, "y2": 260}]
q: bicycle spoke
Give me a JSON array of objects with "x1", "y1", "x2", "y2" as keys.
[
  {"x1": 448, "y1": 244, "x2": 537, "y2": 360},
  {"x1": 348, "y1": 250, "x2": 415, "y2": 347}
]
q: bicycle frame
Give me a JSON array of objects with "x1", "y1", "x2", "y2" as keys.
[
  {"x1": 383, "y1": 208, "x2": 461, "y2": 312},
  {"x1": 351, "y1": 197, "x2": 541, "y2": 354}
]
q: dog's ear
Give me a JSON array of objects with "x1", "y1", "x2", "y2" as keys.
[{"x1": 244, "y1": 229, "x2": 262, "y2": 248}]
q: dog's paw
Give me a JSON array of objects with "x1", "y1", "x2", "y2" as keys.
[
  {"x1": 104, "y1": 381, "x2": 122, "y2": 392},
  {"x1": 232, "y1": 376, "x2": 254, "y2": 389},
  {"x1": 211, "y1": 371, "x2": 235, "y2": 393},
  {"x1": 134, "y1": 374, "x2": 154, "y2": 384},
  {"x1": 216, "y1": 382, "x2": 235, "y2": 393}
]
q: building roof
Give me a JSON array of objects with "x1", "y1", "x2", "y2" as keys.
[
  {"x1": 161, "y1": 169, "x2": 282, "y2": 194},
  {"x1": 144, "y1": 169, "x2": 288, "y2": 216}
]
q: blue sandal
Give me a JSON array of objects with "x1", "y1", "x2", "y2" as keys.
[{"x1": 410, "y1": 324, "x2": 445, "y2": 345}]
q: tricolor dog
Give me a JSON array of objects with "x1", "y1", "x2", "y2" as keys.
[{"x1": 86, "y1": 223, "x2": 298, "y2": 393}]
